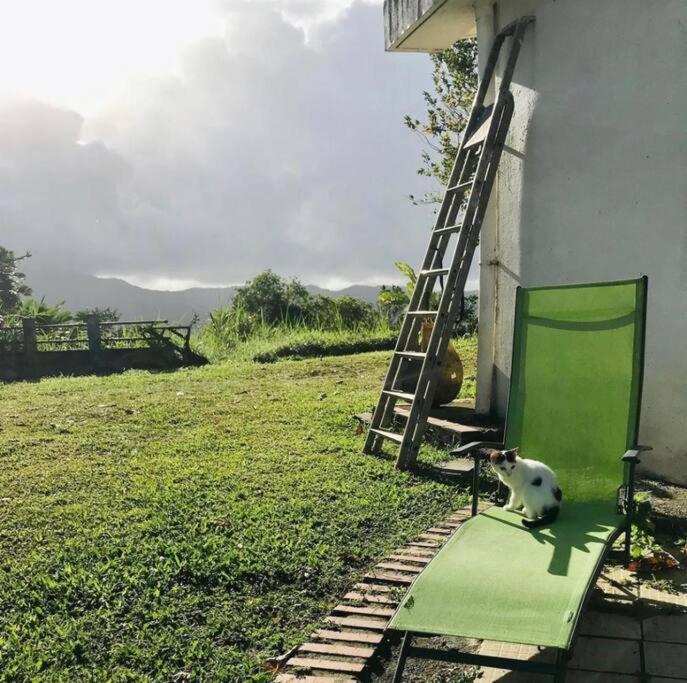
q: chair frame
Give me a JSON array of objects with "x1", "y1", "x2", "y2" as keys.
[
  {"x1": 392, "y1": 277, "x2": 650, "y2": 681},
  {"x1": 392, "y1": 446, "x2": 647, "y2": 682}
]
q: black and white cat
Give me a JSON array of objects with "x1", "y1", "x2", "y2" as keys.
[{"x1": 489, "y1": 448, "x2": 562, "y2": 528}]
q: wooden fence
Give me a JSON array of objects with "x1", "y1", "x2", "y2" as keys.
[{"x1": 0, "y1": 316, "x2": 204, "y2": 380}]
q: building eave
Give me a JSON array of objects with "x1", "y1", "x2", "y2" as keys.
[{"x1": 384, "y1": 0, "x2": 476, "y2": 52}]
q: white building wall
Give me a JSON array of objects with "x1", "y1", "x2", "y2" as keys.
[{"x1": 475, "y1": 0, "x2": 687, "y2": 483}]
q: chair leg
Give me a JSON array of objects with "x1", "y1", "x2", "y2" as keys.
[
  {"x1": 392, "y1": 631, "x2": 412, "y2": 683},
  {"x1": 624, "y1": 522, "x2": 632, "y2": 566},
  {"x1": 553, "y1": 649, "x2": 567, "y2": 683}
]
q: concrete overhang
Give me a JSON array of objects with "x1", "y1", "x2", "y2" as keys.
[{"x1": 384, "y1": 0, "x2": 476, "y2": 52}]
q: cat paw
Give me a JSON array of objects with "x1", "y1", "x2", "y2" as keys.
[{"x1": 504, "y1": 504, "x2": 514, "y2": 511}]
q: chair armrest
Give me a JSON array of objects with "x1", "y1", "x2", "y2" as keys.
[
  {"x1": 622, "y1": 450, "x2": 641, "y2": 464},
  {"x1": 450, "y1": 441, "x2": 504, "y2": 458},
  {"x1": 451, "y1": 441, "x2": 504, "y2": 518},
  {"x1": 622, "y1": 445, "x2": 652, "y2": 463}
]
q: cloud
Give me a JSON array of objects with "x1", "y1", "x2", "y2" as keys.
[{"x1": 1, "y1": 2, "x2": 444, "y2": 288}]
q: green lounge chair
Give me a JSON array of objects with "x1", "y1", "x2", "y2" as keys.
[{"x1": 389, "y1": 278, "x2": 649, "y2": 682}]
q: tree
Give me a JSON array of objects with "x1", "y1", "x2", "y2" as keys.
[
  {"x1": 232, "y1": 270, "x2": 310, "y2": 325},
  {"x1": 404, "y1": 39, "x2": 478, "y2": 205},
  {"x1": 74, "y1": 307, "x2": 121, "y2": 324},
  {"x1": 304, "y1": 294, "x2": 339, "y2": 329},
  {"x1": 334, "y1": 296, "x2": 377, "y2": 329},
  {"x1": 233, "y1": 271, "x2": 287, "y2": 324},
  {"x1": 18, "y1": 298, "x2": 72, "y2": 326},
  {"x1": 378, "y1": 285, "x2": 408, "y2": 326},
  {"x1": 0, "y1": 247, "x2": 32, "y2": 314},
  {"x1": 378, "y1": 261, "x2": 440, "y2": 326},
  {"x1": 455, "y1": 293, "x2": 479, "y2": 336}
]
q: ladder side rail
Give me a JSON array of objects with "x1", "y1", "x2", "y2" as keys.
[
  {"x1": 367, "y1": 236, "x2": 453, "y2": 443},
  {"x1": 394, "y1": 25, "x2": 526, "y2": 466},
  {"x1": 404, "y1": 97, "x2": 515, "y2": 464},
  {"x1": 364, "y1": 16, "x2": 533, "y2": 461},
  {"x1": 396, "y1": 94, "x2": 515, "y2": 469},
  {"x1": 495, "y1": 15, "x2": 535, "y2": 40},
  {"x1": 496, "y1": 19, "x2": 532, "y2": 97},
  {"x1": 365, "y1": 123, "x2": 478, "y2": 449},
  {"x1": 364, "y1": 230, "x2": 453, "y2": 450},
  {"x1": 389, "y1": 79, "x2": 516, "y2": 467},
  {"x1": 365, "y1": 218, "x2": 461, "y2": 449}
]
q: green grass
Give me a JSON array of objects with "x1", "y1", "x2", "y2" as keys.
[
  {"x1": 194, "y1": 320, "x2": 397, "y2": 365},
  {"x1": 0, "y1": 339, "x2": 476, "y2": 681},
  {"x1": 250, "y1": 329, "x2": 397, "y2": 363}
]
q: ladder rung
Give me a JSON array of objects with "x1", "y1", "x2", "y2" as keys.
[
  {"x1": 383, "y1": 390, "x2": 415, "y2": 401},
  {"x1": 419, "y1": 268, "x2": 449, "y2": 277},
  {"x1": 370, "y1": 428, "x2": 403, "y2": 444},
  {"x1": 406, "y1": 310, "x2": 437, "y2": 316},
  {"x1": 434, "y1": 224, "x2": 463, "y2": 236},
  {"x1": 396, "y1": 351, "x2": 426, "y2": 359},
  {"x1": 447, "y1": 179, "x2": 474, "y2": 192}
]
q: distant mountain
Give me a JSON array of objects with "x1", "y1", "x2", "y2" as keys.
[{"x1": 21, "y1": 263, "x2": 382, "y2": 323}]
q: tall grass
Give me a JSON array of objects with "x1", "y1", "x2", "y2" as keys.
[{"x1": 194, "y1": 302, "x2": 395, "y2": 363}]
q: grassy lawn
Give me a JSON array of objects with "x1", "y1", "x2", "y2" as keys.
[{"x1": 0, "y1": 338, "x2": 476, "y2": 681}]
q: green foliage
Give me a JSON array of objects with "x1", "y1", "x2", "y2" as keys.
[
  {"x1": 0, "y1": 349, "x2": 474, "y2": 679},
  {"x1": 230, "y1": 271, "x2": 380, "y2": 331},
  {"x1": 196, "y1": 318, "x2": 395, "y2": 365},
  {"x1": 232, "y1": 270, "x2": 310, "y2": 326},
  {"x1": 378, "y1": 284, "x2": 409, "y2": 325},
  {"x1": 630, "y1": 492, "x2": 660, "y2": 560},
  {"x1": 74, "y1": 306, "x2": 121, "y2": 324},
  {"x1": 198, "y1": 271, "x2": 385, "y2": 359},
  {"x1": 18, "y1": 298, "x2": 73, "y2": 326},
  {"x1": 334, "y1": 295, "x2": 377, "y2": 329},
  {"x1": 395, "y1": 261, "x2": 417, "y2": 296},
  {"x1": 0, "y1": 246, "x2": 31, "y2": 317},
  {"x1": 456, "y1": 293, "x2": 479, "y2": 336},
  {"x1": 378, "y1": 263, "x2": 476, "y2": 330},
  {"x1": 405, "y1": 39, "x2": 478, "y2": 204},
  {"x1": 253, "y1": 330, "x2": 397, "y2": 363}
]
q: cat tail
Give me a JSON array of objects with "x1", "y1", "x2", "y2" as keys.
[{"x1": 522, "y1": 505, "x2": 560, "y2": 529}]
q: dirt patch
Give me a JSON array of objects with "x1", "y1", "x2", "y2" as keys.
[
  {"x1": 640, "y1": 478, "x2": 687, "y2": 536},
  {"x1": 373, "y1": 635, "x2": 481, "y2": 683}
]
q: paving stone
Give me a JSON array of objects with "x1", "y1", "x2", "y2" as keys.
[
  {"x1": 478, "y1": 666, "x2": 550, "y2": 682},
  {"x1": 640, "y1": 584, "x2": 687, "y2": 608},
  {"x1": 567, "y1": 636, "x2": 641, "y2": 674},
  {"x1": 578, "y1": 610, "x2": 641, "y2": 640},
  {"x1": 478, "y1": 640, "x2": 557, "y2": 662},
  {"x1": 643, "y1": 614, "x2": 687, "y2": 643},
  {"x1": 596, "y1": 568, "x2": 639, "y2": 600},
  {"x1": 478, "y1": 640, "x2": 556, "y2": 682},
  {"x1": 644, "y1": 641, "x2": 687, "y2": 679}
]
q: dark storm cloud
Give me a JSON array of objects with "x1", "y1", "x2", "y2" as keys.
[{"x1": 1, "y1": 2, "x2": 439, "y2": 286}]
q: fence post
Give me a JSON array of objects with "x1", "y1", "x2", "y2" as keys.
[
  {"x1": 86, "y1": 315, "x2": 101, "y2": 362},
  {"x1": 22, "y1": 318, "x2": 37, "y2": 359}
]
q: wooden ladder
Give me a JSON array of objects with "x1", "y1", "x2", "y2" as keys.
[{"x1": 363, "y1": 16, "x2": 534, "y2": 470}]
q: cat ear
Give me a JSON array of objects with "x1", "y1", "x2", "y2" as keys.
[
  {"x1": 488, "y1": 449, "x2": 504, "y2": 464},
  {"x1": 505, "y1": 448, "x2": 519, "y2": 463}
]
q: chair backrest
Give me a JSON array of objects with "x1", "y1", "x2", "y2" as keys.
[{"x1": 504, "y1": 278, "x2": 647, "y2": 503}]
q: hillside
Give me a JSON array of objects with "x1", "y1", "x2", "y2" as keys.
[{"x1": 22, "y1": 263, "x2": 381, "y2": 323}]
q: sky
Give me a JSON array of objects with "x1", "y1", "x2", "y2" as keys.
[{"x1": 0, "y1": 0, "x2": 454, "y2": 291}]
